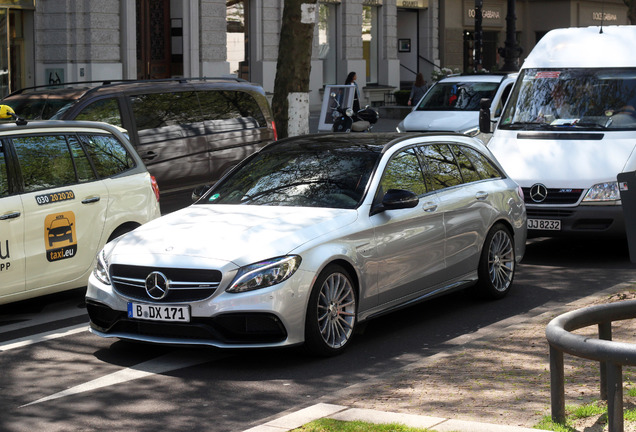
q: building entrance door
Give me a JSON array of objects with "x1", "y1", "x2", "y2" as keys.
[{"x1": 136, "y1": 0, "x2": 171, "y2": 79}]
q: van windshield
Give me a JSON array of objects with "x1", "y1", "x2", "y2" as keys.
[
  {"x1": 499, "y1": 68, "x2": 636, "y2": 131},
  {"x1": 415, "y1": 81, "x2": 500, "y2": 111}
]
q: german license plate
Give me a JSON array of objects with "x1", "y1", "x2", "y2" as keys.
[
  {"x1": 127, "y1": 302, "x2": 190, "y2": 322},
  {"x1": 527, "y1": 219, "x2": 561, "y2": 230}
]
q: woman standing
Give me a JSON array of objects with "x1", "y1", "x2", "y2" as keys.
[
  {"x1": 408, "y1": 73, "x2": 428, "y2": 106},
  {"x1": 345, "y1": 71, "x2": 361, "y2": 112}
]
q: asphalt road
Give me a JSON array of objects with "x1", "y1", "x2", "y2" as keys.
[{"x1": 0, "y1": 236, "x2": 634, "y2": 432}]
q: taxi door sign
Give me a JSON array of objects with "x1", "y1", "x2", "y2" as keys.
[{"x1": 45, "y1": 212, "x2": 77, "y2": 262}]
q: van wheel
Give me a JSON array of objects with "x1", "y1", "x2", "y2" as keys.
[
  {"x1": 475, "y1": 223, "x2": 515, "y2": 299},
  {"x1": 304, "y1": 264, "x2": 357, "y2": 356}
]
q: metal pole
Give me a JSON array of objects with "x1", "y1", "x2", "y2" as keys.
[
  {"x1": 549, "y1": 344, "x2": 566, "y2": 423},
  {"x1": 474, "y1": 0, "x2": 483, "y2": 71},
  {"x1": 599, "y1": 322, "x2": 612, "y2": 400},
  {"x1": 606, "y1": 362, "x2": 624, "y2": 432},
  {"x1": 499, "y1": 0, "x2": 521, "y2": 72}
]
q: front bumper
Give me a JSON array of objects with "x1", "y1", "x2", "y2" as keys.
[
  {"x1": 526, "y1": 204, "x2": 625, "y2": 237},
  {"x1": 85, "y1": 269, "x2": 314, "y2": 349}
]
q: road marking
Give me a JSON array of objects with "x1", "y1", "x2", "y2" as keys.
[
  {"x1": 20, "y1": 350, "x2": 214, "y2": 408},
  {"x1": 0, "y1": 324, "x2": 87, "y2": 352}
]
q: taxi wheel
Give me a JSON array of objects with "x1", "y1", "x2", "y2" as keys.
[
  {"x1": 304, "y1": 264, "x2": 357, "y2": 357},
  {"x1": 476, "y1": 223, "x2": 516, "y2": 299}
]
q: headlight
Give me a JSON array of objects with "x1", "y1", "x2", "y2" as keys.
[
  {"x1": 227, "y1": 256, "x2": 302, "y2": 293},
  {"x1": 582, "y1": 182, "x2": 621, "y2": 202},
  {"x1": 92, "y1": 241, "x2": 117, "y2": 285}
]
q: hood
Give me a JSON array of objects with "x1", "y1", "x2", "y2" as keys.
[
  {"x1": 402, "y1": 110, "x2": 477, "y2": 133},
  {"x1": 110, "y1": 204, "x2": 358, "y2": 268},
  {"x1": 488, "y1": 131, "x2": 636, "y2": 188}
]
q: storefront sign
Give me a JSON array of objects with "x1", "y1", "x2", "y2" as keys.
[
  {"x1": 579, "y1": 5, "x2": 628, "y2": 25},
  {"x1": 397, "y1": 0, "x2": 428, "y2": 8},
  {"x1": 363, "y1": 0, "x2": 383, "y2": 5},
  {"x1": 319, "y1": 0, "x2": 341, "y2": 4},
  {"x1": 463, "y1": 1, "x2": 504, "y2": 27}
]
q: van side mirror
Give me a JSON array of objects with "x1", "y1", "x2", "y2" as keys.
[{"x1": 479, "y1": 98, "x2": 492, "y2": 133}]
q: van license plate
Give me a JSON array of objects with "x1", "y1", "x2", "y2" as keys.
[
  {"x1": 527, "y1": 219, "x2": 561, "y2": 230},
  {"x1": 128, "y1": 302, "x2": 190, "y2": 322}
]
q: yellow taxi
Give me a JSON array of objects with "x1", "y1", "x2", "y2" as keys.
[{"x1": 0, "y1": 106, "x2": 160, "y2": 305}]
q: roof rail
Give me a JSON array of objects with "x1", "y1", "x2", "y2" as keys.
[{"x1": 6, "y1": 76, "x2": 249, "y2": 97}]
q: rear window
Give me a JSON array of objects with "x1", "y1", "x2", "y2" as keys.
[
  {"x1": 2, "y1": 94, "x2": 77, "y2": 120},
  {"x1": 197, "y1": 90, "x2": 266, "y2": 127}
]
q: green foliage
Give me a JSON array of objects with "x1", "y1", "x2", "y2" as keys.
[
  {"x1": 394, "y1": 90, "x2": 410, "y2": 106},
  {"x1": 533, "y1": 417, "x2": 577, "y2": 432},
  {"x1": 568, "y1": 401, "x2": 606, "y2": 420},
  {"x1": 292, "y1": 418, "x2": 435, "y2": 432}
]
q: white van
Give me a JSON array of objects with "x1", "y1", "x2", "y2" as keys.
[{"x1": 483, "y1": 25, "x2": 636, "y2": 237}]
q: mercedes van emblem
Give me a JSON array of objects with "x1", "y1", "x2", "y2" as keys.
[
  {"x1": 145, "y1": 271, "x2": 170, "y2": 300},
  {"x1": 530, "y1": 184, "x2": 548, "y2": 203}
]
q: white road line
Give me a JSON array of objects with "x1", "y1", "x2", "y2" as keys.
[
  {"x1": 0, "y1": 324, "x2": 88, "y2": 352},
  {"x1": 20, "y1": 350, "x2": 213, "y2": 408}
]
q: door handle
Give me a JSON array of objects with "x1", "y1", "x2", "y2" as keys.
[
  {"x1": 422, "y1": 202, "x2": 438, "y2": 212},
  {"x1": 141, "y1": 151, "x2": 157, "y2": 161},
  {"x1": 0, "y1": 211, "x2": 21, "y2": 220},
  {"x1": 475, "y1": 191, "x2": 488, "y2": 200},
  {"x1": 82, "y1": 196, "x2": 101, "y2": 204}
]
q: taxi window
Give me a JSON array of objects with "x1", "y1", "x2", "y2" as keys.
[
  {"x1": 68, "y1": 136, "x2": 96, "y2": 182},
  {"x1": 0, "y1": 143, "x2": 8, "y2": 197},
  {"x1": 13, "y1": 135, "x2": 82, "y2": 192},
  {"x1": 80, "y1": 134, "x2": 135, "y2": 177},
  {"x1": 75, "y1": 98, "x2": 123, "y2": 128}
]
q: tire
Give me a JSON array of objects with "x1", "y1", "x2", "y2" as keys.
[
  {"x1": 475, "y1": 223, "x2": 516, "y2": 299},
  {"x1": 304, "y1": 264, "x2": 357, "y2": 356}
]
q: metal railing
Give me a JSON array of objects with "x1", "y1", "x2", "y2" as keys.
[{"x1": 545, "y1": 299, "x2": 636, "y2": 432}]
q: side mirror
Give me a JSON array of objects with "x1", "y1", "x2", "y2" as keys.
[
  {"x1": 382, "y1": 189, "x2": 419, "y2": 210},
  {"x1": 191, "y1": 185, "x2": 211, "y2": 202},
  {"x1": 479, "y1": 98, "x2": 492, "y2": 133}
]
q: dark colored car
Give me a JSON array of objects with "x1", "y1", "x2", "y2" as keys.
[{"x1": 1, "y1": 78, "x2": 277, "y2": 213}]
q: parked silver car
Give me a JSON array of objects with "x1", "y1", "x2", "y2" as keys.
[{"x1": 86, "y1": 133, "x2": 526, "y2": 356}]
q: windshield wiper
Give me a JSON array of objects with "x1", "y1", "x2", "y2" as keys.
[{"x1": 503, "y1": 122, "x2": 553, "y2": 130}]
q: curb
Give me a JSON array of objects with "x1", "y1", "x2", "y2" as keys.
[{"x1": 242, "y1": 403, "x2": 549, "y2": 432}]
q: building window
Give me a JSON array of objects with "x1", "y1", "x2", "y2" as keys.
[
  {"x1": 227, "y1": 0, "x2": 247, "y2": 79},
  {"x1": 319, "y1": 3, "x2": 338, "y2": 85},
  {"x1": 363, "y1": 5, "x2": 378, "y2": 84}
]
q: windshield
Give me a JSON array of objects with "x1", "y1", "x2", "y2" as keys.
[
  {"x1": 415, "y1": 80, "x2": 500, "y2": 111},
  {"x1": 499, "y1": 68, "x2": 636, "y2": 131},
  {"x1": 2, "y1": 94, "x2": 77, "y2": 120},
  {"x1": 201, "y1": 142, "x2": 381, "y2": 209}
]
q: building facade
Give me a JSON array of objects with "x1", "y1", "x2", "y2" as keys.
[{"x1": 0, "y1": 0, "x2": 629, "y2": 110}]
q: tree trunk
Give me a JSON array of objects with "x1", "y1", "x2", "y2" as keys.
[
  {"x1": 626, "y1": 0, "x2": 636, "y2": 24},
  {"x1": 272, "y1": 0, "x2": 317, "y2": 139}
]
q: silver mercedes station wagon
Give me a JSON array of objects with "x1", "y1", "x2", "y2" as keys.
[{"x1": 86, "y1": 132, "x2": 526, "y2": 356}]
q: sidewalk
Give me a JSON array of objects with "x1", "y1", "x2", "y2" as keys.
[{"x1": 242, "y1": 280, "x2": 636, "y2": 432}]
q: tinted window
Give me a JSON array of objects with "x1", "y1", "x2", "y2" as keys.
[
  {"x1": 420, "y1": 144, "x2": 463, "y2": 190},
  {"x1": 379, "y1": 148, "x2": 427, "y2": 199},
  {"x1": 3, "y1": 95, "x2": 77, "y2": 120},
  {"x1": 460, "y1": 146, "x2": 503, "y2": 179},
  {"x1": 0, "y1": 143, "x2": 8, "y2": 197},
  {"x1": 198, "y1": 90, "x2": 266, "y2": 127},
  {"x1": 79, "y1": 134, "x2": 135, "y2": 177},
  {"x1": 416, "y1": 81, "x2": 500, "y2": 111},
  {"x1": 130, "y1": 91, "x2": 202, "y2": 130},
  {"x1": 75, "y1": 98, "x2": 123, "y2": 127},
  {"x1": 13, "y1": 135, "x2": 80, "y2": 192},
  {"x1": 451, "y1": 145, "x2": 481, "y2": 183}
]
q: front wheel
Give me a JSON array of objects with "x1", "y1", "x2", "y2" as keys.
[
  {"x1": 475, "y1": 223, "x2": 516, "y2": 299},
  {"x1": 304, "y1": 264, "x2": 357, "y2": 356}
]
